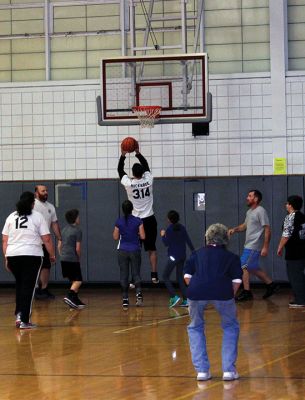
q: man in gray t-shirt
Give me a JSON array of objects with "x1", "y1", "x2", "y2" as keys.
[
  {"x1": 244, "y1": 205, "x2": 270, "y2": 250},
  {"x1": 229, "y1": 190, "x2": 279, "y2": 301}
]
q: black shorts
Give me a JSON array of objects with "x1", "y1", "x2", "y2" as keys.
[
  {"x1": 41, "y1": 245, "x2": 51, "y2": 269},
  {"x1": 61, "y1": 261, "x2": 83, "y2": 282},
  {"x1": 142, "y1": 215, "x2": 157, "y2": 251}
]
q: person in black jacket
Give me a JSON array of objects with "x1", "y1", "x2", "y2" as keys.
[{"x1": 277, "y1": 195, "x2": 305, "y2": 307}]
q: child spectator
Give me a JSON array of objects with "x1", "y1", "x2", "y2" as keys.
[{"x1": 161, "y1": 210, "x2": 195, "y2": 308}]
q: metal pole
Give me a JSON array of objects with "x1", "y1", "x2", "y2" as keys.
[
  {"x1": 120, "y1": 0, "x2": 128, "y2": 77},
  {"x1": 181, "y1": 0, "x2": 188, "y2": 108},
  {"x1": 129, "y1": 0, "x2": 136, "y2": 56},
  {"x1": 129, "y1": 0, "x2": 137, "y2": 107},
  {"x1": 44, "y1": 0, "x2": 50, "y2": 80},
  {"x1": 181, "y1": 0, "x2": 187, "y2": 54}
]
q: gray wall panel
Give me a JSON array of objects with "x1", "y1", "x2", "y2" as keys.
[
  {"x1": 87, "y1": 180, "x2": 119, "y2": 281},
  {"x1": 271, "y1": 176, "x2": 288, "y2": 280},
  {"x1": 184, "y1": 179, "x2": 205, "y2": 249},
  {"x1": 205, "y1": 178, "x2": 239, "y2": 255},
  {"x1": 287, "y1": 176, "x2": 304, "y2": 201}
]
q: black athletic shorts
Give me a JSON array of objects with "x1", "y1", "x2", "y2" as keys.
[
  {"x1": 142, "y1": 214, "x2": 157, "y2": 251},
  {"x1": 61, "y1": 261, "x2": 83, "y2": 282},
  {"x1": 41, "y1": 245, "x2": 51, "y2": 269}
]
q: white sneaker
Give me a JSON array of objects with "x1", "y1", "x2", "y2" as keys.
[
  {"x1": 197, "y1": 372, "x2": 212, "y2": 381},
  {"x1": 19, "y1": 322, "x2": 37, "y2": 330},
  {"x1": 222, "y1": 371, "x2": 239, "y2": 381},
  {"x1": 15, "y1": 312, "x2": 22, "y2": 328}
]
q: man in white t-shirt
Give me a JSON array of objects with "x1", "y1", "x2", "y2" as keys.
[
  {"x1": 34, "y1": 185, "x2": 62, "y2": 299},
  {"x1": 118, "y1": 144, "x2": 159, "y2": 283}
]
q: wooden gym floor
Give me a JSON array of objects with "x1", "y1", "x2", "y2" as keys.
[{"x1": 0, "y1": 287, "x2": 305, "y2": 400}]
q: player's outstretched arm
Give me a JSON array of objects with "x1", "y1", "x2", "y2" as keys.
[
  {"x1": 135, "y1": 152, "x2": 150, "y2": 172},
  {"x1": 117, "y1": 154, "x2": 127, "y2": 180}
]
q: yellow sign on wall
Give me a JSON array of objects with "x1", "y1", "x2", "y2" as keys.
[{"x1": 273, "y1": 158, "x2": 287, "y2": 175}]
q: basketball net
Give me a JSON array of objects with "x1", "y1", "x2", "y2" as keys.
[{"x1": 132, "y1": 106, "x2": 161, "y2": 128}]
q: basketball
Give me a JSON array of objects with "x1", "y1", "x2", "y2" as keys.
[{"x1": 121, "y1": 137, "x2": 137, "y2": 153}]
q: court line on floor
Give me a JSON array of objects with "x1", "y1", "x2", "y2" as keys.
[
  {"x1": 174, "y1": 346, "x2": 305, "y2": 400},
  {"x1": 113, "y1": 314, "x2": 189, "y2": 334}
]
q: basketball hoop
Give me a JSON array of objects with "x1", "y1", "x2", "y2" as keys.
[{"x1": 132, "y1": 105, "x2": 161, "y2": 128}]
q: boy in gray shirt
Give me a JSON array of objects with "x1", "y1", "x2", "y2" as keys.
[
  {"x1": 229, "y1": 190, "x2": 279, "y2": 301},
  {"x1": 58, "y1": 209, "x2": 86, "y2": 309}
]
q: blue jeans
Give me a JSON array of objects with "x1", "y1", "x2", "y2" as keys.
[{"x1": 187, "y1": 299, "x2": 239, "y2": 373}]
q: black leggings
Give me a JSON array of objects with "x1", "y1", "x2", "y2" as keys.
[{"x1": 7, "y1": 256, "x2": 42, "y2": 323}]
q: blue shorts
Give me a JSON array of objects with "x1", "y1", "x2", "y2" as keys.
[{"x1": 240, "y1": 248, "x2": 260, "y2": 271}]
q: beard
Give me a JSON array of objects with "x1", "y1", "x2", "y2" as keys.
[{"x1": 38, "y1": 193, "x2": 48, "y2": 202}]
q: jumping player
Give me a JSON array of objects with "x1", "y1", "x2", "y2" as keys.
[{"x1": 117, "y1": 142, "x2": 159, "y2": 284}]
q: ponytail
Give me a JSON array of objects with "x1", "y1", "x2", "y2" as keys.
[{"x1": 122, "y1": 200, "x2": 133, "y2": 224}]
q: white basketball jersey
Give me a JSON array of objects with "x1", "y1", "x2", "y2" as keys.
[
  {"x1": 121, "y1": 171, "x2": 154, "y2": 218},
  {"x1": 2, "y1": 210, "x2": 50, "y2": 256}
]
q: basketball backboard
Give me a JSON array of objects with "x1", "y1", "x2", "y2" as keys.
[{"x1": 96, "y1": 53, "x2": 212, "y2": 126}]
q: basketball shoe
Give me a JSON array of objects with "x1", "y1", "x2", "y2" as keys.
[
  {"x1": 64, "y1": 290, "x2": 79, "y2": 309},
  {"x1": 289, "y1": 302, "x2": 305, "y2": 308},
  {"x1": 74, "y1": 295, "x2": 86, "y2": 309},
  {"x1": 235, "y1": 290, "x2": 253, "y2": 302},
  {"x1": 262, "y1": 282, "x2": 280, "y2": 299},
  {"x1": 197, "y1": 372, "x2": 212, "y2": 381},
  {"x1": 19, "y1": 322, "x2": 37, "y2": 330},
  {"x1": 15, "y1": 312, "x2": 22, "y2": 328},
  {"x1": 223, "y1": 371, "x2": 239, "y2": 381},
  {"x1": 169, "y1": 295, "x2": 180, "y2": 308},
  {"x1": 122, "y1": 298, "x2": 129, "y2": 309},
  {"x1": 179, "y1": 299, "x2": 189, "y2": 307},
  {"x1": 151, "y1": 272, "x2": 159, "y2": 284},
  {"x1": 136, "y1": 292, "x2": 143, "y2": 306}
]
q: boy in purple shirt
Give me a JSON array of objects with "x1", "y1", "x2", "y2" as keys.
[
  {"x1": 113, "y1": 200, "x2": 145, "y2": 309},
  {"x1": 160, "y1": 210, "x2": 194, "y2": 308}
]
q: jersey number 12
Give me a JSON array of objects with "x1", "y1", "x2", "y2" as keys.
[{"x1": 15, "y1": 216, "x2": 28, "y2": 229}]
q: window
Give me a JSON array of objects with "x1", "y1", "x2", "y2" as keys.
[
  {"x1": 288, "y1": 0, "x2": 305, "y2": 70},
  {"x1": 205, "y1": 0, "x2": 270, "y2": 74}
]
